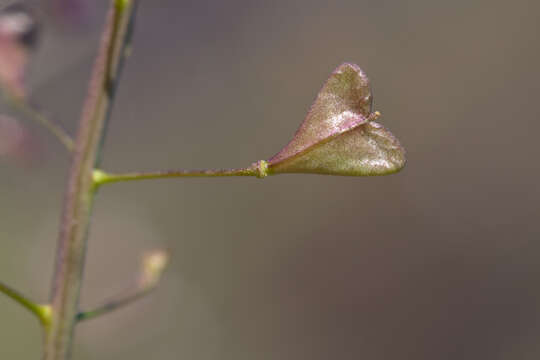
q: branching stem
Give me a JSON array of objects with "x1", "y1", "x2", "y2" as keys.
[
  {"x1": 1, "y1": 86, "x2": 74, "y2": 151},
  {"x1": 77, "y1": 250, "x2": 169, "y2": 322},
  {"x1": 0, "y1": 280, "x2": 51, "y2": 326},
  {"x1": 44, "y1": 1, "x2": 138, "y2": 359},
  {"x1": 93, "y1": 160, "x2": 270, "y2": 188},
  {"x1": 76, "y1": 288, "x2": 149, "y2": 322}
]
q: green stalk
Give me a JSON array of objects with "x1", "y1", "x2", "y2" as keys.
[
  {"x1": 92, "y1": 160, "x2": 270, "y2": 188},
  {"x1": 0, "y1": 281, "x2": 51, "y2": 326}
]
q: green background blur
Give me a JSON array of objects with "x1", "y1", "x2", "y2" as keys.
[{"x1": 1, "y1": 0, "x2": 540, "y2": 359}]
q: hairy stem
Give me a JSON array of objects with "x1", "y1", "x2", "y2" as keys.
[{"x1": 44, "y1": 1, "x2": 137, "y2": 359}]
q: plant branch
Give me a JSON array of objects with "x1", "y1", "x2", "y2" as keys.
[
  {"x1": 1, "y1": 85, "x2": 74, "y2": 151},
  {"x1": 77, "y1": 250, "x2": 168, "y2": 322},
  {"x1": 0, "y1": 280, "x2": 51, "y2": 326},
  {"x1": 92, "y1": 160, "x2": 270, "y2": 187},
  {"x1": 44, "y1": 1, "x2": 139, "y2": 359},
  {"x1": 76, "y1": 288, "x2": 149, "y2": 323}
]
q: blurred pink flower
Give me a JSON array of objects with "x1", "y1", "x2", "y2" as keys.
[{"x1": 0, "y1": 3, "x2": 39, "y2": 98}]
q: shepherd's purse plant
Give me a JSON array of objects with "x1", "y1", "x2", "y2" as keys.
[{"x1": 0, "y1": 1, "x2": 406, "y2": 359}]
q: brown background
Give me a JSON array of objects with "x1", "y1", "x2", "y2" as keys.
[{"x1": 1, "y1": 0, "x2": 539, "y2": 359}]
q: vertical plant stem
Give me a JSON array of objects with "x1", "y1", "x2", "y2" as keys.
[{"x1": 44, "y1": 1, "x2": 137, "y2": 359}]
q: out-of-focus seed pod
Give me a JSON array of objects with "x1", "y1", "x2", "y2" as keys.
[
  {"x1": 139, "y1": 250, "x2": 169, "y2": 289},
  {"x1": 0, "y1": 4, "x2": 39, "y2": 49},
  {"x1": 0, "y1": 3, "x2": 40, "y2": 98}
]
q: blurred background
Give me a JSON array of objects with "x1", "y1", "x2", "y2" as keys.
[{"x1": 1, "y1": 0, "x2": 540, "y2": 359}]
